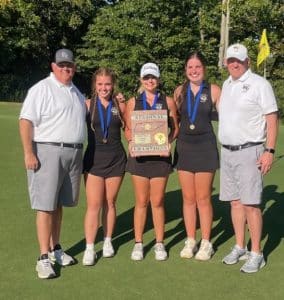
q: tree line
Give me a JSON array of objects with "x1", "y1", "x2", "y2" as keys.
[{"x1": 0, "y1": 0, "x2": 283, "y2": 120}]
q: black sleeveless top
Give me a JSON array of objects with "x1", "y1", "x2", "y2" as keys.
[
  {"x1": 126, "y1": 91, "x2": 173, "y2": 178},
  {"x1": 83, "y1": 99, "x2": 126, "y2": 175},
  {"x1": 135, "y1": 91, "x2": 168, "y2": 113},
  {"x1": 86, "y1": 99, "x2": 123, "y2": 151},
  {"x1": 178, "y1": 81, "x2": 216, "y2": 142}
]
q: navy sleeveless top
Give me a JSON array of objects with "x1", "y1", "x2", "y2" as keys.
[{"x1": 178, "y1": 81, "x2": 215, "y2": 142}]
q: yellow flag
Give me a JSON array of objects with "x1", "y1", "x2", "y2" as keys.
[{"x1": 257, "y1": 29, "x2": 270, "y2": 68}]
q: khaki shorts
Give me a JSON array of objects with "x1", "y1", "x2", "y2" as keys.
[
  {"x1": 27, "y1": 143, "x2": 83, "y2": 211},
  {"x1": 219, "y1": 144, "x2": 264, "y2": 205}
]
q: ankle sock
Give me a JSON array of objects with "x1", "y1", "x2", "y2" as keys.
[{"x1": 86, "y1": 243, "x2": 94, "y2": 250}]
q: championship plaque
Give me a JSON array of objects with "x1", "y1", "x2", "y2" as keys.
[{"x1": 130, "y1": 109, "x2": 169, "y2": 156}]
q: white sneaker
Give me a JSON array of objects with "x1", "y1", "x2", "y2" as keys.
[
  {"x1": 154, "y1": 243, "x2": 167, "y2": 261},
  {"x1": 195, "y1": 239, "x2": 214, "y2": 261},
  {"x1": 240, "y1": 251, "x2": 266, "y2": 273},
  {"x1": 222, "y1": 245, "x2": 248, "y2": 265},
  {"x1": 131, "y1": 243, "x2": 143, "y2": 261},
  {"x1": 36, "y1": 258, "x2": 56, "y2": 279},
  {"x1": 49, "y1": 249, "x2": 75, "y2": 266},
  {"x1": 103, "y1": 240, "x2": 115, "y2": 258},
  {"x1": 82, "y1": 248, "x2": 97, "y2": 266},
  {"x1": 180, "y1": 238, "x2": 197, "y2": 259}
]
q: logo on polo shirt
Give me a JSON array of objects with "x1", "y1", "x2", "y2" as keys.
[
  {"x1": 200, "y1": 94, "x2": 208, "y2": 103},
  {"x1": 242, "y1": 84, "x2": 250, "y2": 93},
  {"x1": 111, "y1": 107, "x2": 119, "y2": 115}
]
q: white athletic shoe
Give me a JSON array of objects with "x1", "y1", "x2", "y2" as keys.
[
  {"x1": 222, "y1": 245, "x2": 248, "y2": 265},
  {"x1": 36, "y1": 258, "x2": 56, "y2": 279},
  {"x1": 48, "y1": 249, "x2": 75, "y2": 266},
  {"x1": 131, "y1": 243, "x2": 144, "y2": 261},
  {"x1": 240, "y1": 252, "x2": 266, "y2": 273},
  {"x1": 103, "y1": 240, "x2": 115, "y2": 258},
  {"x1": 154, "y1": 243, "x2": 167, "y2": 261},
  {"x1": 82, "y1": 248, "x2": 97, "y2": 266},
  {"x1": 195, "y1": 239, "x2": 214, "y2": 261},
  {"x1": 180, "y1": 238, "x2": 197, "y2": 259}
]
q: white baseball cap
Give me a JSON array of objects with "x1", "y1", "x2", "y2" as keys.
[
  {"x1": 140, "y1": 63, "x2": 160, "y2": 78},
  {"x1": 226, "y1": 43, "x2": 248, "y2": 61}
]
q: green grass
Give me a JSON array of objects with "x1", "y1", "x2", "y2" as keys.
[{"x1": 0, "y1": 102, "x2": 283, "y2": 300}]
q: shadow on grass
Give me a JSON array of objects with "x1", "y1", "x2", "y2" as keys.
[
  {"x1": 67, "y1": 184, "x2": 283, "y2": 261},
  {"x1": 209, "y1": 184, "x2": 284, "y2": 257},
  {"x1": 66, "y1": 188, "x2": 231, "y2": 258},
  {"x1": 261, "y1": 185, "x2": 284, "y2": 260},
  {"x1": 163, "y1": 189, "x2": 234, "y2": 254}
]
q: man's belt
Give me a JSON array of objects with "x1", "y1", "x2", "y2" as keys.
[
  {"x1": 222, "y1": 142, "x2": 263, "y2": 151},
  {"x1": 36, "y1": 142, "x2": 83, "y2": 149}
]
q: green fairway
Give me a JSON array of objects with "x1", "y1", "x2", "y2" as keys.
[{"x1": 0, "y1": 102, "x2": 283, "y2": 300}]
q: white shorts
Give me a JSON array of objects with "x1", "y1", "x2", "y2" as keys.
[
  {"x1": 219, "y1": 144, "x2": 264, "y2": 205},
  {"x1": 27, "y1": 143, "x2": 83, "y2": 211}
]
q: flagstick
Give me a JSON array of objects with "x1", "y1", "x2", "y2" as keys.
[{"x1": 264, "y1": 60, "x2": 266, "y2": 79}]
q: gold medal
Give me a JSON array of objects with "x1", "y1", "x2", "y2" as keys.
[
  {"x1": 102, "y1": 138, "x2": 108, "y2": 144},
  {"x1": 189, "y1": 124, "x2": 195, "y2": 130}
]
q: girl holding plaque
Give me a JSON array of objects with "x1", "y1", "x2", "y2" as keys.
[
  {"x1": 82, "y1": 68, "x2": 127, "y2": 265},
  {"x1": 125, "y1": 63, "x2": 179, "y2": 261},
  {"x1": 173, "y1": 52, "x2": 220, "y2": 261}
]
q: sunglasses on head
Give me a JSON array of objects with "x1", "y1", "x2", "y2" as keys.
[
  {"x1": 142, "y1": 74, "x2": 158, "y2": 80},
  {"x1": 56, "y1": 62, "x2": 74, "y2": 68}
]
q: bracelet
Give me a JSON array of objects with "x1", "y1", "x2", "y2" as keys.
[{"x1": 265, "y1": 148, "x2": 275, "y2": 154}]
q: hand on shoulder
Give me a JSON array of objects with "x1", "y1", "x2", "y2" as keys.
[{"x1": 210, "y1": 84, "x2": 221, "y2": 106}]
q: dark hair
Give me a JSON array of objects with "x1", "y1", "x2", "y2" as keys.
[
  {"x1": 184, "y1": 51, "x2": 207, "y2": 69},
  {"x1": 90, "y1": 67, "x2": 124, "y2": 131},
  {"x1": 176, "y1": 51, "x2": 207, "y2": 112}
]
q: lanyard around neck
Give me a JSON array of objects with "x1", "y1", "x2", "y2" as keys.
[
  {"x1": 142, "y1": 92, "x2": 159, "y2": 110},
  {"x1": 186, "y1": 82, "x2": 204, "y2": 126},
  {"x1": 97, "y1": 97, "x2": 113, "y2": 142}
]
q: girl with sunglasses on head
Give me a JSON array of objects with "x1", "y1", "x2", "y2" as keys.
[{"x1": 125, "y1": 63, "x2": 179, "y2": 261}]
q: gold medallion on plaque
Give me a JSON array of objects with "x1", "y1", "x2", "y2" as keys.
[{"x1": 154, "y1": 132, "x2": 166, "y2": 145}]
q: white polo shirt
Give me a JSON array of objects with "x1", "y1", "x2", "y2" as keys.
[
  {"x1": 218, "y1": 69, "x2": 278, "y2": 145},
  {"x1": 20, "y1": 73, "x2": 86, "y2": 143}
]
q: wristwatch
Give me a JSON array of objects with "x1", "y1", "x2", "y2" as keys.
[{"x1": 265, "y1": 148, "x2": 275, "y2": 154}]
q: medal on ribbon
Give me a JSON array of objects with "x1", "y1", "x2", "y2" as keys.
[
  {"x1": 97, "y1": 97, "x2": 113, "y2": 144},
  {"x1": 142, "y1": 92, "x2": 159, "y2": 110},
  {"x1": 187, "y1": 82, "x2": 204, "y2": 130}
]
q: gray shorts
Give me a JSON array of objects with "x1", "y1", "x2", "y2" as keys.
[
  {"x1": 219, "y1": 144, "x2": 264, "y2": 205},
  {"x1": 27, "y1": 143, "x2": 83, "y2": 211}
]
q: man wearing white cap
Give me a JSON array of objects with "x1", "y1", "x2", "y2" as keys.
[
  {"x1": 218, "y1": 43, "x2": 278, "y2": 273},
  {"x1": 19, "y1": 49, "x2": 86, "y2": 279}
]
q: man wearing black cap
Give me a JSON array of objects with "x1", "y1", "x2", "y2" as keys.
[
  {"x1": 19, "y1": 49, "x2": 86, "y2": 279},
  {"x1": 218, "y1": 43, "x2": 278, "y2": 273}
]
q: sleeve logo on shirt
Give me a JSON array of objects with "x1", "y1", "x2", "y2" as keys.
[{"x1": 242, "y1": 84, "x2": 250, "y2": 93}]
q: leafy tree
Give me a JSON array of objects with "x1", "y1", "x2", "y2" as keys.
[
  {"x1": 0, "y1": 0, "x2": 283, "y2": 121},
  {"x1": 77, "y1": 0, "x2": 213, "y2": 97},
  {"x1": 0, "y1": 0, "x2": 99, "y2": 99},
  {"x1": 220, "y1": 0, "x2": 284, "y2": 118}
]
